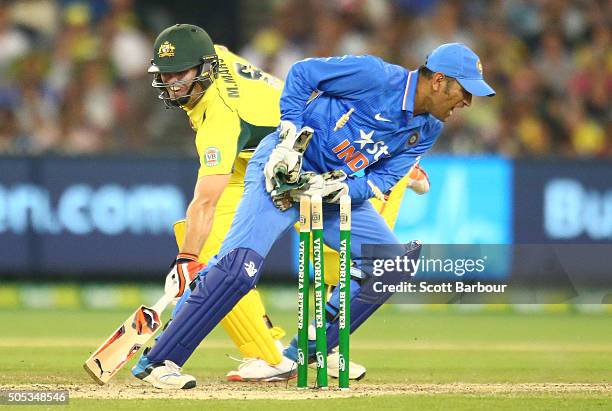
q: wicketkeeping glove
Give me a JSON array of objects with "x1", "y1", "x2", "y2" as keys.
[
  {"x1": 282, "y1": 170, "x2": 349, "y2": 204},
  {"x1": 264, "y1": 120, "x2": 313, "y2": 193},
  {"x1": 164, "y1": 253, "x2": 206, "y2": 300}
]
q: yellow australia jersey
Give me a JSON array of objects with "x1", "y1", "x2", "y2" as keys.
[{"x1": 184, "y1": 45, "x2": 283, "y2": 178}]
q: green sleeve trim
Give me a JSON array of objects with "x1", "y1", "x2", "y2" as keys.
[{"x1": 236, "y1": 119, "x2": 277, "y2": 153}]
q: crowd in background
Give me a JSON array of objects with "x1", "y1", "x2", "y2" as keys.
[{"x1": 0, "y1": 0, "x2": 609, "y2": 157}]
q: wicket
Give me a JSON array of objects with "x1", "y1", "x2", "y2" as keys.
[{"x1": 297, "y1": 194, "x2": 351, "y2": 390}]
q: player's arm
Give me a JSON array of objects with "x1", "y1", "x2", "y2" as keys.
[
  {"x1": 266, "y1": 56, "x2": 387, "y2": 193},
  {"x1": 347, "y1": 126, "x2": 440, "y2": 203},
  {"x1": 163, "y1": 173, "x2": 231, "y2": 300},
  {"x1": 346, "y1": 152, "x2": 418, "y2": 204},
  {"x1": 164, "y1": 106, "x2": 241, "y2": 299},
  {"x1": 181, "y1": 173, "x2": 231, "y2": 255},
  {"x1": 280, "y1": 55, "x2": 386, "y2": 128}
]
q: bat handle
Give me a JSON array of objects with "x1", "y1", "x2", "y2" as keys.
[{"x1": 151, "y1": 293, "x2": 174, "y2": 314}]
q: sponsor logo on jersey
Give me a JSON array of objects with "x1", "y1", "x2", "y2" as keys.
[
  {"x1": 374, "y1": 113, "x2": 391, "y2": 122},
  {"x1": 205, "y1": 147, "x2": 221, "y2": 166},
  {"x1": 158, "y1": 41, "x2": 175, "y2": 58},
  {"x1": 332, "y1": 130, "x2": 389, "y2": 172}
]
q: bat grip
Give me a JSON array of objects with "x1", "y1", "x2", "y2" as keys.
[{"x1": 151, "y1": 293, "x2": 174, "y2": 313}]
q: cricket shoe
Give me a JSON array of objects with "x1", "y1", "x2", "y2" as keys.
[
  {"x1": 132, "y1": 349, "x2": 196, "y2": 389},
  {"x1": 285, "y1": 338, "x2": 367, "y2": 380},
  {"x1": 323, "y1": 348, "x2": 366, "y2": 380},
  {"x1": 226, "y1": 355, "x2": 297, "y2": 382}
]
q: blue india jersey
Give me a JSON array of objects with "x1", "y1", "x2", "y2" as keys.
[{"x1": 280, "y1": 55, "x2": 443, "y2": 202}]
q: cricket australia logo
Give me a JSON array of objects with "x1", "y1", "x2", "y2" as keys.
[
  {"x1": 157, "y1": 41, "x2": 175, "y2": 58},
  {"x1": 244, "y1": 261, "x2": 258, "y2": 277}
]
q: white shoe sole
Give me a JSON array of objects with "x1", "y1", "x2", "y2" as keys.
[
  {"x1": 226, "y1": 370, "x2": 297, "y2": 382},
  {"x1": 141, "y1": 374, "x2": 196, "y2": 389}
]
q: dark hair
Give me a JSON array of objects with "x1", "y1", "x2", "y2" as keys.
[
  {"x1": 419, "y1": 65, "x2": 458, "y2": 94},
  {"x1": 418, "y1": 65, "x2": 435, "y2": 79},
  {"x1": 419, "y1": 65, "x2": 456, "y2": 80}
]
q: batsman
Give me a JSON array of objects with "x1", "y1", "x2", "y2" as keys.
[
  {"x1": 133, "y1": 24, "x2": 429, "y2": 387},
  {"x1": 135, "y1": 34, "x2": 495, "y2": 389}
]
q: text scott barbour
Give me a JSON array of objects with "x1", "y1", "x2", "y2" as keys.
[{"x1": 370, "y1": 254, "x2": 507, "y2": 294}]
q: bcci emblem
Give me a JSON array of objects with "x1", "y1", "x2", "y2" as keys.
[
  {"x1": 158, "y1": 41, "x2": 175, "y2": 58},
  {"x1": 476, "y1": 59, "x2": 483, "y2": 74},
  {"x1": 407, "y1": 132, "x2": 419, "y2": 146}
]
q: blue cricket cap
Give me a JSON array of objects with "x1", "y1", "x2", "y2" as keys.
[{"x1": 425, "y1": 43, "x2": 495, "y2": 97}]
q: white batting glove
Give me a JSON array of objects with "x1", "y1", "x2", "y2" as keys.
[
  {"x1": 406, "y1": 163, "x2": 430, "y2": 195},
  {"x1": 164, "y1": 253, "x2": 205, "y2": 300}
]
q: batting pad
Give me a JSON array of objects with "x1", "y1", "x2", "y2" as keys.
[
  {"x1": 146, "y1": 248, "x2": 263, "y2": 366},
  {"x1": 220, "y1": 289, "x2": 284, "y2": 365},
  {"x1": 325, "y1": 241, "x2": 422, "y2": 350}
]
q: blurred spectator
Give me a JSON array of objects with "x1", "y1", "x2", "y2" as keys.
[
  {"x1": 0, "y1": 0, "x2": 608, "y2": 158},
  {"x1": 0, "y1": 0, "x2": 31, "y2": 85},
  {"x1": 12, "y1": 52, "x2": 61, "y2": 153},
  {"x1": 98, "y1": 0, "x2": 153, "y2": 151},
  {"x1": 240, "y1": 0, "x2": 315, "y2": 78},
  {"x1": 0, "y1": 106, "x2": 31, "y2": 154}
]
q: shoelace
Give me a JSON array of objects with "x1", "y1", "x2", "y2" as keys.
[
  {"x1": 163, "y1": 360, "x2": 181, "y2": 373},
  {"x1": 225, "y1": 355, "x2": 262, "y2": 370}
]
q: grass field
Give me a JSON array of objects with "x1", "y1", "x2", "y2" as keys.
[{"x1": 1, "y1": 301, "x2": 611, "y2": 410}]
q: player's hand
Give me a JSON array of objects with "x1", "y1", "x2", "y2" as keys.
[
  {"x1": 264, "y1": 121, "x2": 313, "y2": 192},
  {"x1": 287, "y1": 170, "x2": 349, "y2": 204},
  {"x1": 264, "y1": 146, "x2": 302, "y2": 192},
  {"x1": 407, "y1": 163, "x2": 430, "y2": 194},
  {"x1": 271, "y1": 190, "x2": 293, "y2": 211},
  {"x1": 164, "y1": 253, "x2": 205, "y2": 299}
]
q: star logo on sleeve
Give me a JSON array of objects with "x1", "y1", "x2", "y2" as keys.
[{"x1": 355, "y1": 129, "x2": 374, "y2": 148}]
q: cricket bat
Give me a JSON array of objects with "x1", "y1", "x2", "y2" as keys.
[{"x1": 83, "y1": 293, "x2": 174, "y2": 385}]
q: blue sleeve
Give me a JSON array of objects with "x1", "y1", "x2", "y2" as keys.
[
  {"x1": 345, "y1": 121, "x2": 442, "y2": 203},
  {"x1": 345, "y1": 151, "x2": 417, "y2": 204},
  {"x1": 280, "y1": 55, "x2": 386, "y2": 128}
]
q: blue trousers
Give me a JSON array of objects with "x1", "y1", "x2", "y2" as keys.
[
  {"x1": 147, "y1": 131, "x2": 399, "y2": 365},
  {"x1": 218, "y1": 132, "x2": 399, "y2": 264}
]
